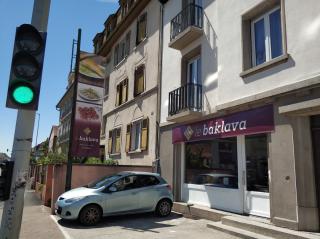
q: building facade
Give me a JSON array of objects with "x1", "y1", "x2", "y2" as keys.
[
  {"x1": 160, "y1": 0, "x2": 320, "y2": 231},
  {"x1": 94, "y1": 0, "x2": 162, "y2": 168}
]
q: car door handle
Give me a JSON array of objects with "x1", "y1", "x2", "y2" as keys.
[{"x1": 131, "y1": 192, "x2": 138, "y2": 195}]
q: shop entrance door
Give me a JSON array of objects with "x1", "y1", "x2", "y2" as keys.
[
  {"x1": 242, "y1": 134, "x2": 270, "y2": 218},
  {"x1": 311, "y1": 115, "x2": 320, "y2": 225}
]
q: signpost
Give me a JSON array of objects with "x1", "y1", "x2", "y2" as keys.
[{"x1": 0, "y1": 1, "x2": 51, "y2": 238}]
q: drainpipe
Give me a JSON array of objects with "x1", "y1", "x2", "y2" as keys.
[{"x1": 155, "y1": 0, "x2": 166, "y2": 174}]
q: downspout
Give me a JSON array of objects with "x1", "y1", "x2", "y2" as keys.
[{"x1": 156, "y1": 0, "x2": 165, "y2": 174}]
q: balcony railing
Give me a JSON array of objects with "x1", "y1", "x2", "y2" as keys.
[
  {"x1": 168, "y1": 83, "x2": 203, "y2": 116},
  {"x1": 170, "y1": 4, "x2": 203, "y2": 41}
]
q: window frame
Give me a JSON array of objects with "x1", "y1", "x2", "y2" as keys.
[
  {"x1": 130, "y1": 119, "x2": 143, "y2": 152},
  {"x1": 134, "y1": 64, "x2": 145, "y2": 97},
  {"x1": 116, "y1": 78, "x2": 128, "y2": 107},
  {"x1": 109, "y1": 127, "x2": 121, "y2": 155},
  {"x1": 101, "y1": 115, "x2": 107, "y2": 136},
  {"x1": 251, "y1": 6, "x2": 282, "y2": 67},
  {"x1": 136, "y1": 12, "x2": 147, "y2": 46}
]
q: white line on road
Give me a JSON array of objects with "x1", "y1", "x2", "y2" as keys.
[{"x1": 50, "y1": 215, "x2": 72, "y2": 239}]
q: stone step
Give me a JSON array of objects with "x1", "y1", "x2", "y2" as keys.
[
  {"x1": 173, "y1": 202, "x2": 231, "y2": 221},
  {"x1": 207, "y1": 221, "x2": 274, "y2": 239},
  {"x1": 221, "y1": 216, "x2": 320, "y2": 239}
]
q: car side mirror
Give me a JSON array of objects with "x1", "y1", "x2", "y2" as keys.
[{"x1": 109, "y1": 186, "x2": 117, "y2": 192}]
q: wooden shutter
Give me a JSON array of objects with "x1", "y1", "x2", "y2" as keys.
[
  {"x1": 140, "y1": 118, "x2": 149, "y2": 151},
  {"x1": 125, "y1": 124, "x2": 131, "y2": 152},
  {"x1": 116, "y1": 128, "x2": 121, "y2": 153},
  {"x1": 108, "y1": 130, "x2": 113, "y2": 154}
]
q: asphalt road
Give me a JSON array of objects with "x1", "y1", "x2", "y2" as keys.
[{"x1": 51, "y1": 212, "x2": 240, "y2": 239}]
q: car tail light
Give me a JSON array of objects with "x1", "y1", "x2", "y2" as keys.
[{"x1": 166, "y1": 184, "x2": 172, "y2": 191}]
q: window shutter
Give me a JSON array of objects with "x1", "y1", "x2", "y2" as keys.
[
  {"x1": 116, "y1": 84, "x2": 120, "y2": 106},
  {"x1": 116, "y1": 128, "x2": 121, "y2": 153},
  {"x1": 137, "y1": 67, "x2": 144, "y2": 94},
  {"x1": 125, "y1": 124, "x2": 131, "y2": 152},
  {"x1": 140, "y1": 117, "x2": 149, "y2": 151},
  {"x1": 108, "y1": 130, "x2": 113, "y2": 154}
]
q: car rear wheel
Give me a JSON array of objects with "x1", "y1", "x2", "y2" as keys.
[
  {"x1": 155, "y1": 199, "x2": 172, "y2": 217},
  {"x1": 79, "y1": 204, "x2": 102, "y2": 226}
]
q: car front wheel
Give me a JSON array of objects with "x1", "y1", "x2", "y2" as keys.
[
  {"x1": 79, "y1": 204, "x2": 102, "y2": 226},
  {"x1": 155, "y1": 199, "x2": 172, "y2": 217}
]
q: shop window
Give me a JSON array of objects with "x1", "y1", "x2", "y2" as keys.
[
  {"x1": 136, "y1": 13, "x2": 147, "y2": 45},
  {"x1": 108, "y1": 127, "x2": 121, "y2": 155},
  {"x1": 185, "y1": 137, "x2": 238, "y2": 188},
  {"x1": 126, "y1": 118, "x2": 149, "y2": 152},
  {"x1": 134, "y1": 65, "x2": 145, "y2": 96},
  {"x1": 116, "y1": 79, "x2": 128, "y2": 106},
  {"x1": 245, "y1": 134, "x2": 269, "y2": 192}
]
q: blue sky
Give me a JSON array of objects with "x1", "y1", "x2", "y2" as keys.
[{"x1": 0, "y1": 0, "x2": 119, "y2": 154}]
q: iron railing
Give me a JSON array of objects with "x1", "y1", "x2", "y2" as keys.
[
  {"x1": 168, "y1": 83, "x2": 203, "y2": 116},
  {"x1": 170, "y1": 4, "x2": 203, "y2": 41}
]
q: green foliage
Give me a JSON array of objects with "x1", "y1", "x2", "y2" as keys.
[
  {"x1": 37, "y1": 152, "x2": 67, "y2": 165},
  {"x1": 84, "y1": 157, "x2": 118, "y2": 166}
]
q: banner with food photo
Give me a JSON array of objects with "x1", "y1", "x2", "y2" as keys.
[
  {"x1": 77, "y1": 82, "x2": 103, "y2": 105},
  {"x1": 69, "y1": 51, "x2": 106, "y2": 87},
  {"x1": 71, "y1": 101, "x2": 102, "y2": 157}
]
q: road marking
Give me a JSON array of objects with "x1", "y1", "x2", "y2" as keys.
[{"x1": 50, "y1": 215, "x2": 72, "y2": 239}]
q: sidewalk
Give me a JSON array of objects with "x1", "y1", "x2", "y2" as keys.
[{"x1": 0, "y1": 190, "x2": 65, "y2": 239}]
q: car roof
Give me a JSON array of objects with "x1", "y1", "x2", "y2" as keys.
[{"x1": 118, "y1": 171, "x2": 161, "y2": 177}]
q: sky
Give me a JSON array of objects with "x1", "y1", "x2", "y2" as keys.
[{"x1": 0, "y1": 0, "x2": 119, "y2": 155}]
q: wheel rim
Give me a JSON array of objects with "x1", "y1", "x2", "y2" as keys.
[
  {"x1": 159, "y1": 201, "x2": 171, "y2": 215},
  {"x1": 84, "y1": 207, "x2": 100, "y2": 224}
]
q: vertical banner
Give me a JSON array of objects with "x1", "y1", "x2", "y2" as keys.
[{"x1": 70, "y1": 51, "x2": 106, "y2": 157}]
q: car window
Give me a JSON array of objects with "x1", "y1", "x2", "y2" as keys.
[
  {"x1": 137, "y1": 175, "x2": 160, "y2": 187},
  {"x1": 111, "y1": 175, "x2": 139, "y2": 192},
  {"x1": 87, "y1": 174, "x2": 121, "y2": 189}
]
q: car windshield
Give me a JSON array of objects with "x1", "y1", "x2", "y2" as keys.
[{"x1": 86, "y1": 174, "x2": 121, "y2": 189}]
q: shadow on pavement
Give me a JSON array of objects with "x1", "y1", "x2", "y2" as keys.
[{"x1": 58, "y1": 212, "x2": 183, "y2": 233}]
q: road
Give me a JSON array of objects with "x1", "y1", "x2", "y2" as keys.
[{"x1": 51, "y1": 212, "x2": 240, "y2": 239}]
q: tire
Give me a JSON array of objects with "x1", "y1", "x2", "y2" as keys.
[
  {"x1": 155, "y1": 199, "x2": 172, "y2": 217},
  {"x1": 79, "y1": 204, "x2": 102, "y2": 226}
]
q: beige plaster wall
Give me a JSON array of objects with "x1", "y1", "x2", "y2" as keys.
[{"x1": 102, "y1": 0, "x2": 161, "y2": 166}]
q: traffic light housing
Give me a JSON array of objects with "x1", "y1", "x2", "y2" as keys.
[
  {"x1": 0, "y1": 161, "x2": 14, "y2": 201},
  {"x1": 6, "y1": 24, "x2": 46, "y2": 110}
]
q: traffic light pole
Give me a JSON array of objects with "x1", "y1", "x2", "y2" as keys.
[{"x1": 0, "y1": 1, "x2": 50, "y2": 238}]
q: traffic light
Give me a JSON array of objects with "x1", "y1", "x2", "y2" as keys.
[
  {"x1": 6, "y1": 24, "x2": 46, "y2": 110},
  {"x1": 0, "y1": 161, "x2": 14, "y2": 201}
]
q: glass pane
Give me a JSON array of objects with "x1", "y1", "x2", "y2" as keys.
[
  {"x1": 185, "y1": 138, "x2": 238, "y2": 189},
  {"x1": 269, "y1": 9, "x2": 283, "y2": 58},
  {"x1": 245, "y1": 134, "x2": 269, "y2": 192},
  {"x1": 254, "y1": 19, "x2": 266, "y2": 65}
]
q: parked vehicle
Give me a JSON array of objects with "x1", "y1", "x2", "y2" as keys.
[{"x1": 55, "y1": 171, "x2": 173, "y2": 225}]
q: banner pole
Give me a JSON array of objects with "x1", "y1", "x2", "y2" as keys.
[{"x1": 65, "y1": 28, "x2": 81, "y2": 192}]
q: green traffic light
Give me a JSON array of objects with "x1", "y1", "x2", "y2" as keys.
[{"x1": 12, "y1": 86, "x2": 34, "y2": 104}]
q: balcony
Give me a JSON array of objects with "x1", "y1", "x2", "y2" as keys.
[
  {"x1": 169, "y1": 4, "x2": 203, "y2": 50},
  {"x1": 167, "y1": 83, "x2": 203, "y2": 122}
]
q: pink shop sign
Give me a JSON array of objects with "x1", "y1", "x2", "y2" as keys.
[{"x1": 172, "y1": 105, "x2": 275, "y2": 143}]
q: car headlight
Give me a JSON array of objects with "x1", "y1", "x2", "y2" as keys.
[{"x1": 65, "y1": 196, "x2": 87, "y2": 204}]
